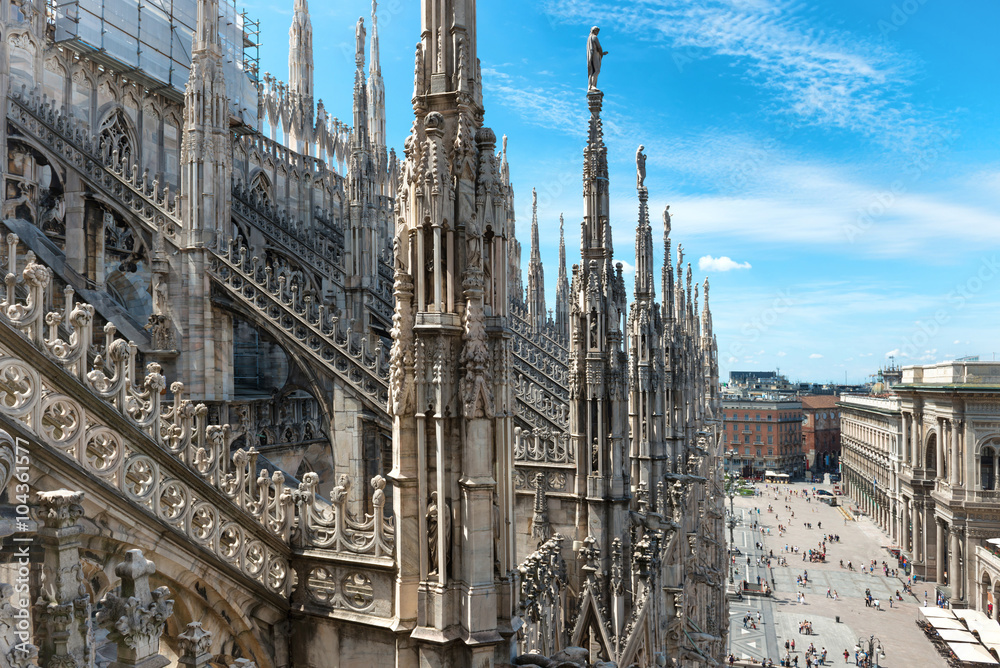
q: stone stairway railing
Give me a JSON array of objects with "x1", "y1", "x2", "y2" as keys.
[
  {"x1": 509, "y1": 299, "x2": 570, "y2": 364},
  {"x1": 6, "y1": 88, "x2": 182, "y2": 238},
  {"x1": 231, "y1": 182, "x2": 345, "y2": 284},
  {"x1": 0, "y1": 235, "x2": 395, "y2": 580},
  {"x1": 208, "y1": 236, "x2": 391, "y2": 415},
  {"x1": 508, "y1": 301, "x2": 570, "y2": 434}
]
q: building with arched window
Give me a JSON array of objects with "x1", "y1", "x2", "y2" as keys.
[{"x1": 891, "y1": 361, "x2": 1000, "y2": 614}]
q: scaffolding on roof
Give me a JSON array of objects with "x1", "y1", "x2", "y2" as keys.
[{"x1": 45, "y1": 0, "x2": 259, "y2": 128}]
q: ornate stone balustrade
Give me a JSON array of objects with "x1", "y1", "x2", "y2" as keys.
[
  {"x1": 6, "y1": 90, "x2": 182, "y2": 239},
  {"x1": 230, "y1": 183, "x2": 345, "y2": 284},
  {"x1": 296, "y1": 474, "x2": 394, "y2": 559},
  {"x1": 514, "y1": 425, "x2": 573, "y2": 465},
  {"x1": 508, "y1": 298, "x2": 571, "y2": 435},
  {"x1": 510, "y1": 300, "x2": 570, "y2": 361},
  {"x1": 209, "y1": 237, "x2": 390, "y2": 413},
  {"x1": 0, "y1": 236, "x2": 395, "y2": 583}
]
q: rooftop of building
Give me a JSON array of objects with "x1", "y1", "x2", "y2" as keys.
[
  {"x1": 899, "y1": 360, "x2": 1000, "y2": 388},
  {"x1": 800, "y1": 395, "x2": 839, "y2": 410}
]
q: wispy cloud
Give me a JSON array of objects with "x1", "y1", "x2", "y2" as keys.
[
  {"x1": 543, "y1": 0, "x2": 937, "y2": 149},
  {"x1": 809, "y1": 353, "x2": 824, "y2": 359},
  {"x1": 699, "y1": 255, "x2": 752, "y2": 272},
  {"x1": 482, "y1": 67, "x2": 588, "y2": 135}
]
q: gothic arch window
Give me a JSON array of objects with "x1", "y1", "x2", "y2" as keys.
[
  {"x1": 43, "y1": 57, "x2": 67, "y2": 110},
  {"x1": 99, "y1": 109, "x2": 137, "y2": 167},
  {"x1": 163, "y1": 113, "x2": 181, "y2": 190},
  {"x1": 8, "y1": 31, "x2": 37, "y2": 89},
  {"x1": 250, "y1": 172, "x2": 273, "y2": 210},
  {"x1": 71, "y1": 70, "x2": 94, "y2": 127}
]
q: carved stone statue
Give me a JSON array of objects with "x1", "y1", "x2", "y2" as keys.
[
  {"x1": 663, "y1": 204, "x2": 671, "y2": 235},
  {"x1": 636, "y1": 144, "x2": 646, "y2": 189},
  {"x1": 426, "y1": 491, "x2": 451, "y2": 576},
  {"x1": 587, "y1": 27, "x2": 608, "y2": 90},
  {"x1": 356, "y1": 17, "x2": 366, "y2": 67}
]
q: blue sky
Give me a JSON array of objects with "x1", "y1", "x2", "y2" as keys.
[{"x1": 240, "y1": 0, "x2": 1000, "y2": 384}]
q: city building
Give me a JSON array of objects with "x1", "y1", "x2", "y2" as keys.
[
  {"x1": 893, "y1": 361, "x2": 1000, "y2": 614},
  {"x1": 0, "y1": 0, "x2": 726, "y2": 666},
  {"x1": 721, "y1": 399, "x2": 803, "y2": 478},
  {"x1": 842, "y1": 360, "x2": 1000, "y2": 618},
  {"x1": 801, "y1": 395, "x2": 842, "y2": 475},
  {"x1": 838, "y1": 394, "x2": 901, "y2": 538}
]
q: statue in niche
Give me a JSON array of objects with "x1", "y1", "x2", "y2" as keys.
[
  {"x1": 426, "y1": 491, "x2": 451, "y2": 576},
  {"x1": 587, "y1": 27, "x2": 608, "y2": 90}
]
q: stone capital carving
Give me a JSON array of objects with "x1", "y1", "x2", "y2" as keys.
[
  {"x1": 98, "y1": 550, "x2": 173, "y2": 668},
  {"x1": 177, "y1": 622, "x2": 213, "y2": 668}
]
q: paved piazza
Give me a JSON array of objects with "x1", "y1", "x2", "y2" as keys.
[{"x1": 727, "y1": 481, "x2": 949, "y2": 667}]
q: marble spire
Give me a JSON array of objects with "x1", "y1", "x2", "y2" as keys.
[
  {"x1": 389, "y1": 1, "x2": 514, "y2": 664},
  {"x1": 527, "y1": 188, "x2": 546, "y2": 330},
  {"x1": 288, "y1": 0, "x2": 313, "y2": 101},
  {"x1": 555, "y1": 214, "x2": 570, "y2": 339},
  {"x1": 367, "y1": 0, "x2": 387, "y2": 185},
  {"x1": 633, "y1": 145, "x2": 654, "y2": 302}
]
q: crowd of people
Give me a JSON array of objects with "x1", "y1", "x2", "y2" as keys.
[{"x1": 727, "y1": 482, "x2": 920, "y2": 667}]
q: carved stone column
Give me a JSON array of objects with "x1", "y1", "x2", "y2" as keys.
[
  {"x1": 98, "y1": 549, "x2": 173, "y2": 668},
  {"x1": 34, "y1": 490, "x2": 93, "y2": 668},
  {"x1": 177, "y1": 622, "x2": 213, "y2": 668}
]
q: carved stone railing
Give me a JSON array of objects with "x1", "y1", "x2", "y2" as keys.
[
  {"x1": 6, "y1": 89, "x2": 182, "y2": 239},
  {"x1": 231, "y1": 183, "x2": 345, "y2": 285},
  {"x1": 508, "y1": 298, "x2": 570, "y2": 435},
  {"x1": 296, "y1": 474, "x2": 394, "y2": 559},
  {"x1": 0, "y1": 235, "x2": 394, "y2": 575},
  {"x1": 514, "y1": 425, "x2": 573, "y2": 465},
  {"x1": 510, "y1": 300, "x2": 570, "y2": 362},
  {"x1": 208, "y1": 236, "x2": 390, "y2": 414}
]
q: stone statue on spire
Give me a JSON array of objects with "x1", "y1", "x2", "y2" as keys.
[
  {"x1": 663, "y1": 205, "x2": 671, "y2": 235},
  {"x1": 636, "y1": 144, "x2": 646, "y2": 189},
  {"x1": 356, "y1": 17, "x2": 366, "y2": 67},
  {"x1": 587, "y1": 27, "x2": 608, "y2": 90}
]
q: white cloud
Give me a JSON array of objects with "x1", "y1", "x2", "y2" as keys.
[
  {"x1": 885, "y1": 348, "x2": 908, "y2": 358},
  {"x1": 777, "y1": 351, "x2": 787, "y2": 357},
  {"x1": 859, "y1": 353, "x2": 873, "y2": 357},
  {"x1": 809, "y1": 353, "x2": 823, "y2": 359},
  {"x1": 699, "y1": 255, "x2": 752, "y2": 272},
  {"x1": 727, "y1": 356, "x2": 738, "y2": 363},
  {"x1": 954, "y1": 339, "x2": 961, "y2": 344}
]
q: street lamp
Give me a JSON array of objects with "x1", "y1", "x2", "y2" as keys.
[{"x1": 854, "y1": 635, "x2": 886, "y2": 668}]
